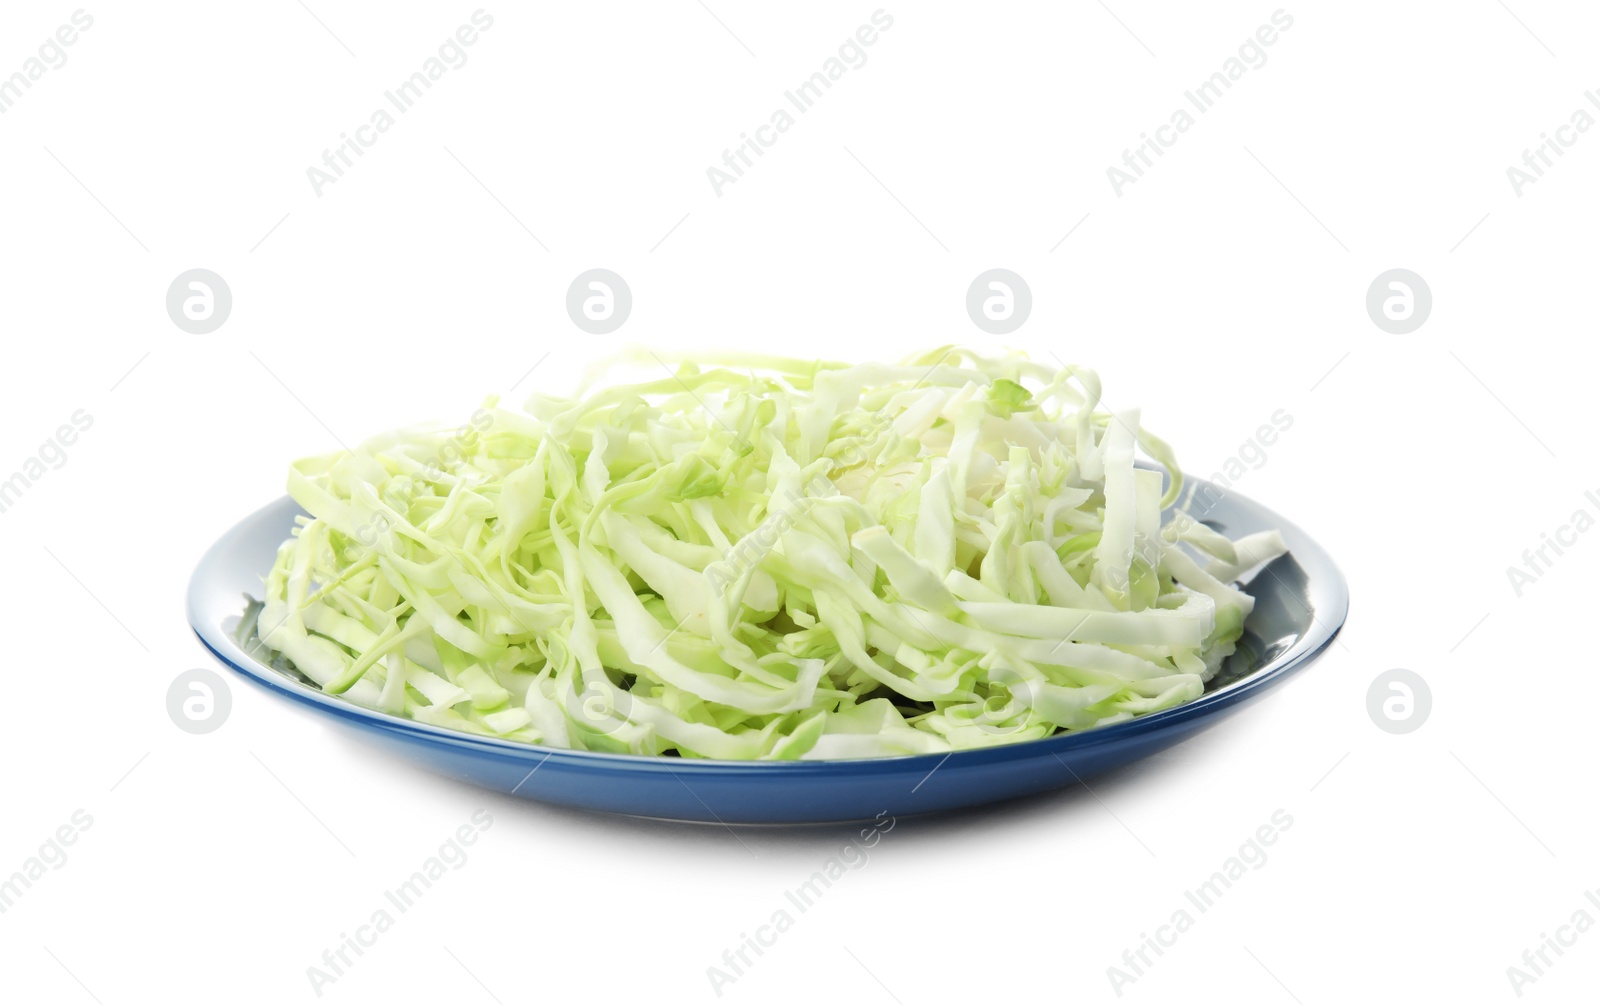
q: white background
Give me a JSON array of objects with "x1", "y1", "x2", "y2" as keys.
[{"x1": 0, "y1": 1, "x2": 1591, "y2": 1002}]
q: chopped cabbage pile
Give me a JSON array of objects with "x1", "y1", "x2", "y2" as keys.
[{"x1": 253, "y1": 347, "x2": 1287, "y2": 759}]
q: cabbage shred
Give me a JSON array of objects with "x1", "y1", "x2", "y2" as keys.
[{"x1": 256, "y1": 347, "x2": 1287, "y2": 760}]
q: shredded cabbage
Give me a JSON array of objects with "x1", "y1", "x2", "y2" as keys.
[{"x1": 251, "y1": 347, "x2": 1287, "y2": 759}]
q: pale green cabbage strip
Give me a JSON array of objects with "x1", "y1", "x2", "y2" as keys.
[{"x1": 254, "y1": 347, "x2": 1287, "y2": 760}]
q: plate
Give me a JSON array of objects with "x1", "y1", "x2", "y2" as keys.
[{"x1": 188, "y1": 478, "x2": 1346, "y2": 824}]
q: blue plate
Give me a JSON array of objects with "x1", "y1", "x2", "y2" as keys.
[{"x1": 189, "y1": 479, "x2": 1346, "y2": 824}]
